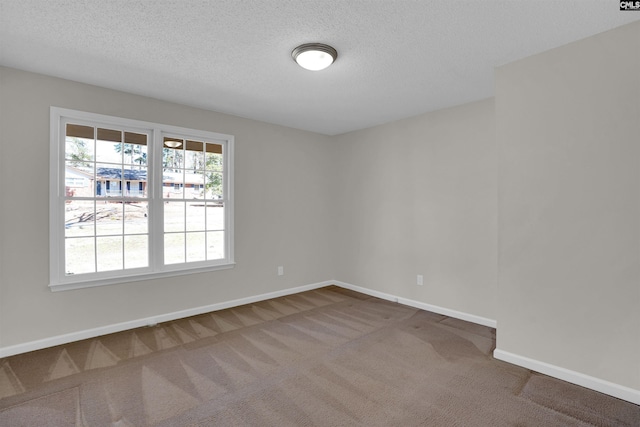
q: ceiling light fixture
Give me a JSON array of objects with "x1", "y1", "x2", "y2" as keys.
[{"x1": 291, "y1": 43, "x2": 337, "y2": 71}]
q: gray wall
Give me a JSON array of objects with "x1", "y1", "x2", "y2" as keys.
[
  {"x1": 0, "y1": 67, "x2": 336, "y2": 347},
  {"x1": 332, "y1": 99, "x2": 498, "y2": 321},
  {"x1": 496, "y1": 22, "x2": 640, "y2": 389}
]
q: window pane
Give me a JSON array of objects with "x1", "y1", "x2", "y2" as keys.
[
  {"x1": 96, "y1": 164, "x2": 123, "y2": 197},
  {"x1": 96, "y1": 202, "x2": 123, "y2": 236},
  {"x1": 185, "y1": 171, "x2": 205, "y2": 199},
  {"x1": 205, "y1": 172, "x2": 223, "y2": 200},
  {"x1": 163, "y1": 137, "x2": 183, "y2": 149},
  {"x1": 163, "y1": 145, "x2": 184, "y2": 170},
  {"x1": 66, "y1": 123, "x2": 94, "y2": 139},
  {"x1": 124, "y1": 132, "x2": 148, "y2": 167},
  {"x1": 66, "y1": 237, "x2": 95, "y2": 275},
  {"x1": 122, "y1": 167, "x2": 147, "y2": 198},
  {"x1": 97, "y1": 127, "x2": 122, "y2": 142},
  {"x1": 206, "y1": 202, "x2": 224, "y2": 231},
  {"x1": 96, "y1": 128, "x2": 123, "y2": 163},
  {"x1": 187, "y1": 232, "x2": 206, "y2": 262},
  {"x1": 185, "y1": 140, "x2": 204, "y2": 170},
  {"x1": 186, "y1": 202, "x2": 205, "y2": 231},
  {"x1": 124, "y1": 131, "x2": 147, "y2": 145},
  {"x1": 124, "y1": 235, "x2": 148, "y2": 269},
  {"x1": 65, "y1": 200, "x2": 95, "y2": 237},
  {"x1": 164, "y1": 201, "x2": 185, "y2": 232},
  {"x1": 207, "y1": 231, "x2": 225, "y2": 260},
  {"x1": 65, "y1": 135, "x2": 94, "y2": 166},
  {"x1": 65, "y1": 162, "x2": 94, "y2": 197},
  {"x1": 163, "y1": 171, "x2": 184, "y2": 199},
  {"x1": 97, "y1": 236, "x2": 123, "y2": 271},
  {"x1": 165, "y1": 233, "x2": 185, "y2": 264},
  {"x1": 124, "y1": 202, "x2": 148, "y2": 234},
  {"x1": 205, "y1": 144, "x2": 223, "y2": 172},
  {"x1": 123, "y1": 143, "x2": 148, "y2": 167}
]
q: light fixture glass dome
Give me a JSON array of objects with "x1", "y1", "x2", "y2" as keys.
[
  {"x1": 292, "y1": 43, "x2": 337, "y2": 71},
  {"x1": 164, "y1": 139, "x2": 182, "y2": 148}
]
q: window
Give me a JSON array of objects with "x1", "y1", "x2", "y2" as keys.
[{"x1": 50, "y1": 108, "x2": 234, "y2": 291}]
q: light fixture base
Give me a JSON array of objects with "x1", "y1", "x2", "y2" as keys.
[{"x1": 292, "y1": 43, "x2": 337, "y2": 71}]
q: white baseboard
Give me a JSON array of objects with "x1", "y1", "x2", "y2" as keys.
[
  {"x1": 333, "y1": 280, "x2": 497, "y2": 328},
  {"x1": 493, "y1": 349, "x2": 640, "y2": 405},
  {"x1": 0, "y1": 280, "x2": 332, "y2": 358},
  {"x1": 333, "y1": 280, "x2": 401, "y2": 303}
]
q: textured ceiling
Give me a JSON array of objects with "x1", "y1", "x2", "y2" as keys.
[{"x1": 1, "y1": 1, "x2": 638, "y2": 135}]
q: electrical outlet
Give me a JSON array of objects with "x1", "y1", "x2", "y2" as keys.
[
  {"x1": 417, "y1": 275, "x2": 423, "y2": 286},
  {"x1": 278, "y1": 266, "x2": 284, "y2": 276}
]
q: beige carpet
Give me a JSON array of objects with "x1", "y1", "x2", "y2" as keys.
[{"x1": 0, "y1": 286, "x2": 638, "y2": 426}]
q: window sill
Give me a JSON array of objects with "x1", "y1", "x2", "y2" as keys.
[{"x1": 49, "y1": 262, "x2": 236, "y2": 292}]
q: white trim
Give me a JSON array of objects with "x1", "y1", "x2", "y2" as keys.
[
  {"x1": 398, "y1": 297, "x2": 497, "y2": 328},
  {"x1": 0, "y1": 280, "x2": 332, "y2": 358},
  {"x1": 333, "y1": 280, "x2": 400, "y2": 303},
  {"x1": 493, "y1": 349, "x2": 640, "y2": 405},
  {"x1": 225, "y1": 138, "x2": 235, "y2": 265},
  {"x1": 49, "y1": 108, "x2": 63, "y2": 287},
  {"x1": 333, "y1": 280, "x2": 497, "y2": 328},
  {"x1": 49, "y1": 263, "x2": 236, "y2": 292}
]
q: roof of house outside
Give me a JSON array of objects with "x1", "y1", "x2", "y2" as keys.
[
  {"x1": 96, "y1": 167, "x2": 147, "y2": 181},
  {"x1": 65, "y1": 166, "x2": 204, "y2": 185}
]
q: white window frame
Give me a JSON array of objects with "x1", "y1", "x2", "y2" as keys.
[{"x1": 50, "y1": 107, "x2": 235, "y2": 291}]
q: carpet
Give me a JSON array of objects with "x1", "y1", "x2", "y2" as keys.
[{"x1": 0, "y1": 286, "x2": 638, "y2": 426}]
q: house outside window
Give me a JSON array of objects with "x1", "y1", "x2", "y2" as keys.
[{"x1": 50, "y1": 107, "x2": 234, "y2": 291}]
